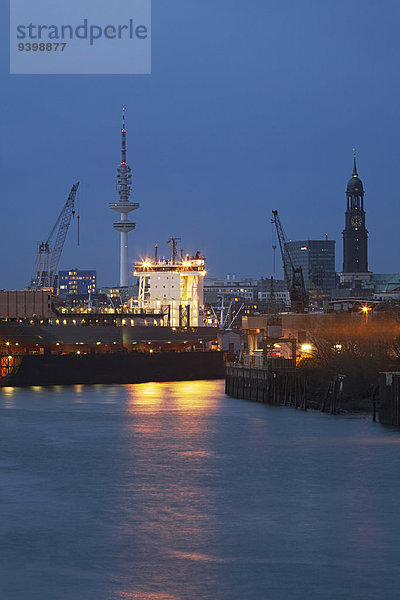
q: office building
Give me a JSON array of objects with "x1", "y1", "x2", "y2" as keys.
[
  {"x1": 285, "y1": 240, "x2": 336, "y2": 297},
  {"x1": 59, "y1": 269, "x2": 97, "y2": 295}
]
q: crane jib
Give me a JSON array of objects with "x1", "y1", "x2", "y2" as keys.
[
  {"x1": 29, "y1": 182, "x2": 80, "y2": 291},
  {"x1": 271, "y1": 209, "x2": 309, "y2": 313}
]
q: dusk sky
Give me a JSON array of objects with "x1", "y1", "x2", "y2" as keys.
[{"x1": 1, "y1": 0, "x2": 400, "y2": 288}]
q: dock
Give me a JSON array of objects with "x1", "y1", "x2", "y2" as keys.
[{"x1": 225, "y1": 361, "x2": 307, "y2": 409}]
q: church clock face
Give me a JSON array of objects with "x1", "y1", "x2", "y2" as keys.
[{"x1": 351, "y1": 215, "x2": 362, "y2": 227}]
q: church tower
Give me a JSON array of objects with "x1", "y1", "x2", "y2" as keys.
[{"x1": 342, "y1": 151, "x2": 369, "y2": 274}]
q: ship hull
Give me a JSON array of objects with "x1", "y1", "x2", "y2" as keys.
[{"x1": 2, "y1": 351, "x2": 224, "y2": 387}]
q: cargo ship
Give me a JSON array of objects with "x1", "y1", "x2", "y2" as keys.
[
  {"x1": 0, "y1": 320, "x2": 224, "y2": 387},
  {"x1": 0, "y1": 248, "x2": 224, "y2": 387}
]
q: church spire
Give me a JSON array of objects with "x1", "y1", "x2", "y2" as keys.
[
  {"x1": 342, "y1": 148, "x2": 368, "y2": 275},
  {"x1": 352, "y1": 147, "x2": 358, "y2": 178}
]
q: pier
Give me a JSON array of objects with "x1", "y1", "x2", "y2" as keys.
[
  {"x1": 378, "y1": 372, "x2": 400, "y2": 426},
  {"x1": 225, "y1": 362, "x2": 307, "y2": 409}
]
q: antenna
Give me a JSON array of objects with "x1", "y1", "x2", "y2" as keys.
[{"x1": 168, "y1": 237, "x2": 181, "y2": 264}]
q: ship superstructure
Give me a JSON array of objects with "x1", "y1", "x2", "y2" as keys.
[{"x1": 135, "y1": 243, "x2": 206, "y2": 328}]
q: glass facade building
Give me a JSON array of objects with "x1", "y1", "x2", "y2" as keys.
[
  {"x1": 285, "y1": 240, "x2": 336, "y2": 296},
  {"x1": 59, "y1": 269, "x2": 97, "y2": 295}
]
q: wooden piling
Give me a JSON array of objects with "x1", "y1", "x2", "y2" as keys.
[{"x1": 225, "y1": 363, "x2": 307, "y2": 410}]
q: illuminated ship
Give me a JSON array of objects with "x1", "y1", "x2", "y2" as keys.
[{"x1": 134, "y1": 239, "x2": 207, "y2": 329}]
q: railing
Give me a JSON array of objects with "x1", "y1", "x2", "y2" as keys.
[
  {"x1": 228, "y1": 355, "x2": 296, "y2": 372},
  {"x1": 57, "y1": 307, "x2": 168, "y2": 316},
  {"x1": 0, "y1": 355, "x2": 22, "y2": 385}
]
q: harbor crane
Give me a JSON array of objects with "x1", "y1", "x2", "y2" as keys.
[
  {"x1": 30, "y1": 182, "x2": 80, "y2": 291},
  {"x1": 210, "y1": 294, "x2": 244, "y2": 330},
  {"x1": 271, "y1": 209, "x2": 308, "y2": 313}
]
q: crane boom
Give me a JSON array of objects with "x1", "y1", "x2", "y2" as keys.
[
  {"x1": 30, "y1": 182, "x2": 79, "y2": 290},
  {"x1": 271, "y1": 210, "x2": 292, "y2": 289},
  {"x1": 49, "y1": 182, "x2": 79, "y2": 287},
  {"x1": 271, "y1": 210, "x2": 308, "y2": 313}
]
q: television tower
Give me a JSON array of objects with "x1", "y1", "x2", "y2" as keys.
[{"x1": 109, "y1": 108, "x2": 139, "y2": 287}]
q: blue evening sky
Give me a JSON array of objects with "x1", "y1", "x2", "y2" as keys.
[{"x1": 1, "y1": 0, "x2": 400, "y2": 288}]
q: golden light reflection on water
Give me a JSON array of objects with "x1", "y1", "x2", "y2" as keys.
[
  {"x1": 168, "y1": 549, "x2": 226, "y2": 563},
  {"x1": 126, "y1": 381, "x2": 166, "y2": 409},
  {"x1": 172, "y1": 380, "x2": 221, "y2": 411},
  {"x1": 126, "y1": 380, "x2": 222, "y2": 412},
  {"x1": 72, "y1": 384, "x2": 85, "y2": 402},
  {"x1": 113, "y1": 380, "x2": 223, "y2": 599},
  {"x1": 114, "y1": 592, "x2": 181, "y2": 600},
  {"x1": 125, "y1": 380, "x2": 222, "y2": 439},
  {"x1": 0, "y1": 386, "x2": 15, "y2": 408},
  {"x1": 1, "y1": 386, "x2": 15, "y2": 396},
  {"x1": 177, "y1": 450, "x2": 214, "y2": 458}
]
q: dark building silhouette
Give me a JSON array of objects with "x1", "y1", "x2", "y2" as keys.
[
  {"x1": 285, "y1": 240, "x2": 336, "y2": 297},
  {"x1": 342, "y1": 153, "x2": 368, "y2": 273}
]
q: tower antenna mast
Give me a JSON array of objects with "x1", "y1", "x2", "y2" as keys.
[
  {"x1": 168, "y1": 237, "x2": 181, "y2": 265},
  {"x1": 109, "y1": 108, "x2": 139, "y2": 287}
]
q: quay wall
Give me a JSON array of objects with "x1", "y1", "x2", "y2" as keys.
[
  {"x1": 225, "y1": 364, "x2": 308, "y2": 409},
  {"x1": 225, "y1": 363, "x2": 373, "y2": 414},
  {"x1": 378, "y1": 372, "x2": 400, "y2": 425}
]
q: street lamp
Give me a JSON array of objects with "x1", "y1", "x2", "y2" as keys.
[{"x1": 361, "y1": 305, "x2": 371, "y2": 324}]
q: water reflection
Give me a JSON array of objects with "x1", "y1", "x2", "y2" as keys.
[
  {"x1": 72, "y1": 384, "x2": 84, "y2": 402},
  {"x1": 112, "y1": 380, "x2": 223, "y2": 599},
  {"x1": 113, "y1": 592, "x2": 181, "y2": 600},
  {"x1": 126, "y1": 381, "x2": 166, "y2": 410},
  {"x1": 2, "y1": 382, "x2": 400, "y2": 600},
  {"x1": 0, "y1": 386, "x2": 15, "y2": 408},
  {"x1": 127, "y1": 380, "x2": 221, "y2": 411}
]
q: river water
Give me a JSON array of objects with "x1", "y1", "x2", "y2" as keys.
[{"x1": 1, "y1": 380, "x2": 400, "y2": 600}]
